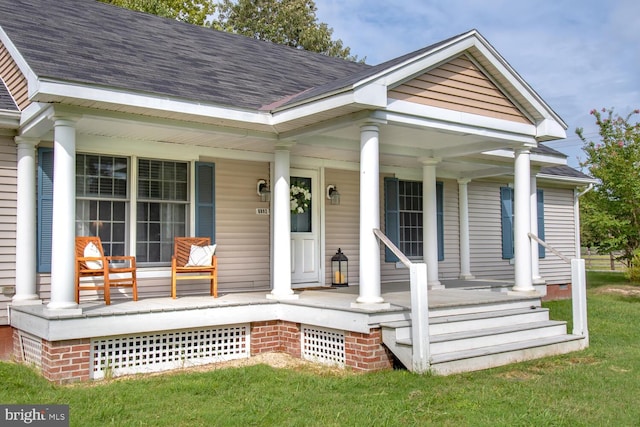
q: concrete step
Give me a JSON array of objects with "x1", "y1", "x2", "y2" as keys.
[{"x1": 429, "y1": 334, "x2": 587, "y2": 375}]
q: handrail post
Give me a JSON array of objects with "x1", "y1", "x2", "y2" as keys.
[
  {"x1": 410, "y1": 263, "x2": 430, "y2": 373},
  {"x1": 571, "y1": 259, "x2": 589, "y2": 344}
]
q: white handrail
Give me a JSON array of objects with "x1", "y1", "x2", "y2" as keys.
[
  {"x1": 528, "y1": 233, "x2": 571, "y2": 263},
  {"x1": 373, "y1": 229, "x2": 412, "y2": 267}
]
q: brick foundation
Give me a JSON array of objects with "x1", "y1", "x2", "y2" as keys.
[
  {"x1": 542, "y1": 283, "x2": 572, "y2": 301},
  {"x1": 345, "y1": 329, "x2": 393, "y2": 372},
  {"x1": 250, "y1": 320, "x2": 301, "y2": 358},
  {"x1": 0, "y1": 326, "x2": 14, "y2": 360}
]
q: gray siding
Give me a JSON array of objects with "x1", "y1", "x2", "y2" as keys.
[
  {"x1": 0, "y1": 135, "x2": 16, "y2": 324},
  {"x1": 538, "y1": 187, "x2": 574, "y2": 284}
]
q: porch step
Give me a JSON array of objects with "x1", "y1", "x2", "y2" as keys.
[
  {"x1": 429, "y1": 334, "x2": 586, "y2": 375},
  {"x1": 381, "y1": 303, "x2": 585, "y2": 374}
]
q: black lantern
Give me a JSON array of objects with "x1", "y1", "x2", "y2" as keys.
[{"x1": 331, "y1": 248, "x2": 348, "y2": 287}]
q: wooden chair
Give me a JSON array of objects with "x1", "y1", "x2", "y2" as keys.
[
  {"x1": 75, "y1": 236, "x2": 138, "y2": 305},
  {"x1": 171, "y1": 237, "x2": 218, "y2": 299}
]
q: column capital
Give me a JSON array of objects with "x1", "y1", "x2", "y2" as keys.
[
  {"x1": 48, "y1": 113, "x2": 81, "y2": 126},
  {"x1": 418, "y1": 157, "x2": 441, "y2": 166},
  {"x1": 275, "y1": 140, "x2": 296, "y2": 150},
  {"x1": 514, "y1": 147, "x2": 532, "y2": 155},
  {"x1": 14, "y1": 136, "x2": 39, "y2": 147},
  {"x1": 457, "y1": 177, "x2": 472, "y2": 185}
]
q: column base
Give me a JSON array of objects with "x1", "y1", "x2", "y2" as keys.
[
  {"x1": 459, "y1": 274, "x2": 475, "y2": 280},
  {"x1": 11, "y1": 295, "x2": 42, "y2": 306},
  {"x1": 350, "y1": 301, "x2": 391, "y2": 310},
  {"x1": 532, "y1": 276, "x2": 546, "y2": 285},
  {"x1": 45, "y1": 301, "x2": 82, "y2": 316},
  {"x1": 508, "y1": 289, "x2": 540, "y2": 297},
  {"x1": 266, "y1": 292, "x2": 299, "y2": 301},
  {"x1": 428, "y1": 280, "x2": 444, "y2": 290}
]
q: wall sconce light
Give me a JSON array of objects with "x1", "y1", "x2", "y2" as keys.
[
  {"x1": 326, "y1": 184, "x2": 340, "y2": 205},
  {"x1": 257, "y1": 179, "x2": 271, "y2": 202}
]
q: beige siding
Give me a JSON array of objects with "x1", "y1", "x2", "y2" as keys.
[
  {"x1": 388, "y1": 56, "x2": 530, "y2": 125},
  {"x1": 468, "y1": 180, "x2": 514, "y2": 280},
  {"x1": 539, "y1": 187, "x2": 574, "y2": 284},
  {"x1": 0, "y1": 135, "x2": 16, "y2": 324},
  {"x1": 0, "y1": 41, "x2": 29, "y2": 110},
  {"x1": 324, "y1": 169, "x2": 360, "y2": 286},
  {"x1": 210, "y1": 158, "x2": 271, "y2": 291},
  {"x1": 439, "y1": 179, "x2": 461, "y2": 279}
]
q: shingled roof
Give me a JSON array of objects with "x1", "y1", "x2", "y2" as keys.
[
  {"x1": 0, "y1": 0, "x2": 370, "y2": 111},
  {"x1": 0, "y1": 79, "x2": 17, "y2": 111}
]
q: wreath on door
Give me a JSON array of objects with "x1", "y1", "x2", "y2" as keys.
[{"x1": 290, "y1": 183, "x2": 311, "y2": 214}]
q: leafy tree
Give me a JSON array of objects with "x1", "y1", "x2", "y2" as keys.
[
  {"x1": 99, "y1": 0, "x2": 216, "y2": 26},
  {"x1": 213, "y1": 0, "x2": 361, "y2": 61},
  {"x1": 578, "y1": 108, "x2": 640, "y2": 266}
]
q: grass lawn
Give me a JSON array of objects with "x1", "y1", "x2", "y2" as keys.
[{"x1": 1, "y1": 271, "x2": 638, "y2": 426}]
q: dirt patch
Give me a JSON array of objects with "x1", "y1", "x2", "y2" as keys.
[{"x1": 593, "y1": 286, "x2": 640, "y2": 297}]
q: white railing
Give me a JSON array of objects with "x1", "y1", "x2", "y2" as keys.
[
  {"x1": 529, "y1": 233, "x2": 589, "y2": 343},
  {"x1": 373, "y1": 229, "x2": 431, "y2": 373}
]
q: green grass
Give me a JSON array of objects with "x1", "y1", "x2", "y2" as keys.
[{"x1": 1, "y1": 273, "x2": 639, "y2": 426}]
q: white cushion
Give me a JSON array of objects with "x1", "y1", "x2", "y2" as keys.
[
  {"x1": 185, "y1": 244, "x2": 216, "y2": 267},
  {"x1": 83, "y1": 242, "x2": 103, "y2": 269}
]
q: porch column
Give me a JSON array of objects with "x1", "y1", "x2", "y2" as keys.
[
  {"x1": 47, "y1": 116, "x2": 81, "y2": 311},
  {"x1": 421, "y1": 158, "x2": 442, "y2": 289},
  {"x1": 268, "y1": 144, "x2": 297, "y2": 300},
  {"x1": 512, "y1": 148, "x2": 534, "y2": 293},
  {"x1": 13, "y1": 137, "x2": 41, "y2": 304},
  {"x1": 530, "y1": 174, "x2": 544, "y2": 284},
  {"x1": 458, "y1": 178, "x2": 474, "y2": 280},
  {"x1": 356, "y1": 123, "x2": 384, "y2": 306}
]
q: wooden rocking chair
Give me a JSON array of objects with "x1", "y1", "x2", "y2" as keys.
[
  {"x1": 75, "y1": 236, "x2": 138, "y2": 305},
  {"x1": 171, "y1": 237, "x2": 218, "y2": 299}
]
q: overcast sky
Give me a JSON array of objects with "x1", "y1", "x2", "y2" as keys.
[{"x1": 314, "y1": 0, "x2": 638, "y2": 169}]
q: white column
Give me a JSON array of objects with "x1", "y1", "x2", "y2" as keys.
[
  {"x1": 268, "y1": 145, "x2": 297, "y2": 300},
  {"x1": 356, "y1": 124, "x2": 384, "y2": 305},
  {"x1": 458, "y1": 178, "x2": 474, "y2": 280},
  {"x1": 512, "y1": 148, "x2": 534, "y2": 293},
  {"x1": 47, "y1": 117, "x2": 80, "y2": 311},
  {"x1": 530, "y1": 174, "x2": 544, "y2": 284},
  {"x1": 421, "y1": 159, "x2": 441, "y2": 289},
  {"x1": 13, "y1": 137, "x2": 41, "y2": 304}
]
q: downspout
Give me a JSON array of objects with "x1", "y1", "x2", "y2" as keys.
[{"x1": 574, "y1": 183, "x2": 594, "y2": 258}]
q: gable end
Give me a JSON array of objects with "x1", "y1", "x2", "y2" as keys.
[
  {"x1": 0, "y1": 41, "x2": 28, "y2": 110},
  {"x1": 388, "y1": 55, "x2": 531, "y2": 125}
]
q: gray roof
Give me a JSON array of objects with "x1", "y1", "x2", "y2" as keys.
[
  {"x1": 0, "y1": 0, "x2": 368, "y2": 111},
  {"x1": 539, "y1": 165, "x2": 592, "y2": 180},
  {"x1": 0, "y1": 79, "x2": 17, "y2": 111}
]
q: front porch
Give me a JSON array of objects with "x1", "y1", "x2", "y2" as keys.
[{"x1": 9, "y1": 280, "x2": 586, "y2": 382}]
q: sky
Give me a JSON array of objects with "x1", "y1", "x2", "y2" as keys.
[{"x1": 314, "y1": 0, "x2": 639, "y2": 170}]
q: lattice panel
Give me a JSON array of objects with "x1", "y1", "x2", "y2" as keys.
[
  {"x1": 20, "y1": 332, "x2": 42, "y2": 369},
  {"x1": 301, "y1": 325, "x2": 345, "y2": 366},
  {"x1": 91, "y1": 325, "x2": 249, "y2": 379}
]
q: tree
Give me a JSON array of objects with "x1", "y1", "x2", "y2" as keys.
[
  {"x1": 578, "y1": 108, "x2": 640, "y2": 267},
  {"x1": 99, "y1": 0, "x2": 216, "y2": 26},
  {"x1": 212, "y1": 0, "x2": 361, "y2": 61}
]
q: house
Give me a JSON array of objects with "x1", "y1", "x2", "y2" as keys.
[{"x1": 0, "y1": 0, "x2": 594, "y2": 382}]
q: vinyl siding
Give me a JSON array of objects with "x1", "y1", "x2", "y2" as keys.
[
  {"x1": 0, "y1": 41, "x2": 29, "y2": 110},
  {"x1": 0, "y1": 135, "x2": 16, "y2": 325},
  {"x1": 538, "y1": 187, "x2": 574, "y2": 284},
  {"x1": 468, "y1": 180, "x2": 514, "y2": 280},
  {"x1": 324, "y1": 169, "x2": 360, "y2": 286},
  {"x1": 388, "y1": 56, "x2": 531, "y2": 125}
]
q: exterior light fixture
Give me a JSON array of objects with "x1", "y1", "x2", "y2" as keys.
[
  {"x1": 331, "y1": 248, "x2": 348, "y2": 287},
  {"x1": 326, "y1": 184, "x2": 340, "y2": 205},
  {"x1": 257, "y1": 179, "x2": 271, "y2": 202}
]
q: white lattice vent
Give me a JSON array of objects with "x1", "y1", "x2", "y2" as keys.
[
  {"x1": 20, "y1": 332, "x2": 42, "y2": 369},
  {"x1": 90, "y1": 324, "x2": 249, "y2": 379},
  {"x1": 302, "y1": 325, "x2": 345, "y2": 367}
]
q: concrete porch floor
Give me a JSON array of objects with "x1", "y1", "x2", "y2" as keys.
[{"x1": 12, "y1": 278, "x2": 530, "y2": 320}]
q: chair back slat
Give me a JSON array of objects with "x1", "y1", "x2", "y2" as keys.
[
  {"x1": 76, "y1": 236, "x2": 106, "y2": 270},
  {"x1": 174, "y1": 237, "x2": 211, "y2": 266}
]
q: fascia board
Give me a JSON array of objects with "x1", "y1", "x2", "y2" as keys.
[
  {"x1": 34, "y1": 80, "x2": 272, "y2": 126},
  {"x1": 0, "y1": 110, "x2": 20, "y2": 129},
  {"x1": 384, "y1": 100, "x2": 537, "y2": 141},
  {"x1": 270, "y1": 91, "x2": 363, "y2": 125},
  {"x1": 537, "y1": 173, "x2": 597, "y2": 185}
]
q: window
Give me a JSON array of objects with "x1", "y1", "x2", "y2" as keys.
[
  {"x1": 136, "y1": 159, "x2": 188, "y2": 264},
  {"x1": 75, "y1": 154, "x2": 128, "y2": 257},
  {"x1": 500, "y1": 187, "x2": 545, "y2": 259},
  {"x1": 384, "y1": 178, "x2": 444, "y2": 262}
]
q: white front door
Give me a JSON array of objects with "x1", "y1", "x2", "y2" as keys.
[{"x1": 290, "y1": 170, "x2": 320, "y2": 284}]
